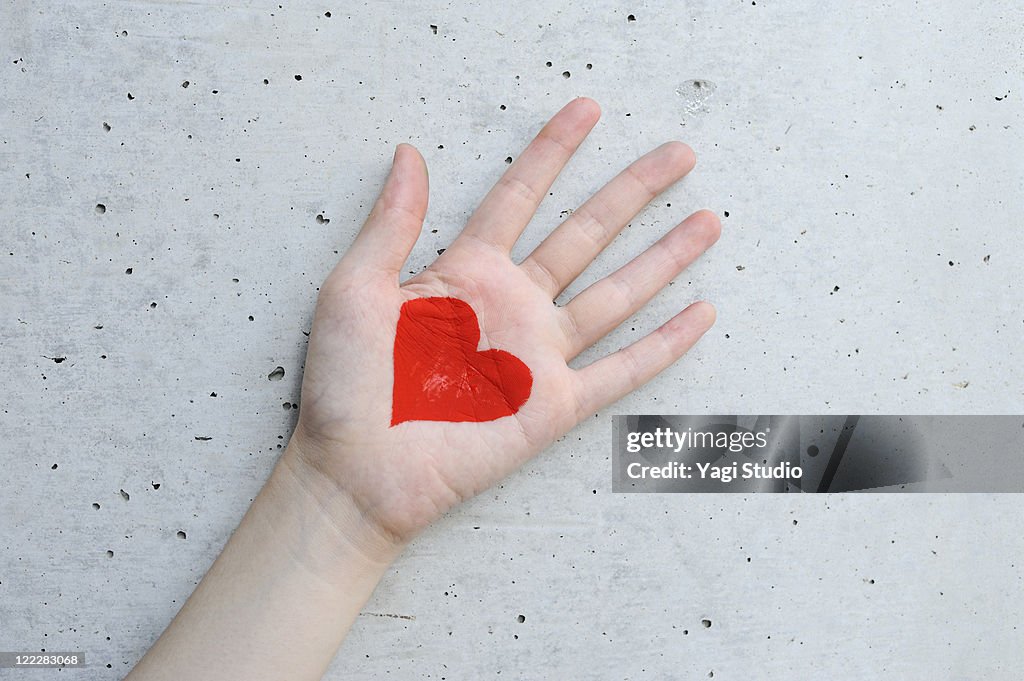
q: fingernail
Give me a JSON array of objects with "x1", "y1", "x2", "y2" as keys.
[{"x1": 391, "y1": 145, "x2": 406, "y2": 183}]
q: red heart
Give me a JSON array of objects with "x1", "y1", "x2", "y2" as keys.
[{"x1": 391, "y1": 297, "x2": 532, "y2": 426}]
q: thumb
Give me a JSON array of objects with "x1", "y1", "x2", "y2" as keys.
[{"x1": 344, "y1": 143, "x2": 429, "y2": 279}]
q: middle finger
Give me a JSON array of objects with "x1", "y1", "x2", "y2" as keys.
[{"x1": 518, "y1": 140, "x2": 696, "y2": 298}]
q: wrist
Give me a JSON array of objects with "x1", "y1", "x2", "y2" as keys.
[
  {"x1": 125, "y1": 436, "x2": 401, "y2": 681},
  {"x1": 272, "y1": 435, "x2": 408, "y2": 571}
]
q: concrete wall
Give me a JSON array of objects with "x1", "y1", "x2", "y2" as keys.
[{"x1": 1, "y1": 1, "x2": 1021, "y2": 678}]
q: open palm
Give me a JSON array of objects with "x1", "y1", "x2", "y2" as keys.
[{"x1": 290, "y1": 98, "x2": 720, "y2": 546}]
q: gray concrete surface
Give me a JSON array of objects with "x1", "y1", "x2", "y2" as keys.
[{"x1": 2, "y1": 1, "x2": 1023, "y2": 678}]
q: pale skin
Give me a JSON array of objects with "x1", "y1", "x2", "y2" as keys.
[{"x1": 125, "y1": 97, "x2": 721, "y2": 680}]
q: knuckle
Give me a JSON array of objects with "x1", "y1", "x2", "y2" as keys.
[
  {"x1": 624, "y1": 162, "x2": 658, "y2": 200},
  {"x1": 573, "y1": 199, "x2": 615, "y2": 248},
  {"x1": 523, "y1": 257, "x2": 562, "y2": 297},
  {"x1": 498, "y1": 173, "x2": 542, "y2": 205},
  {"x1": 622, "y1": 347, "x2": 645, "y2": 386}
]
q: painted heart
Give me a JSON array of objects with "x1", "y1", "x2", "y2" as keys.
[{"x1": 391, "y1": 296, "x2": 532, "y2": 426}]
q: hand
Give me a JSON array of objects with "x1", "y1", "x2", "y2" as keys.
[
  {"x1": 125, "y1": 98, "x2": 720, "y2": 681},
  {"x1": 287, "y1": 97, "x2": 720, "y2": 557}
]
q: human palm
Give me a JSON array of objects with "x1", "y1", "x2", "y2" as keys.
[{"x1": 290, "y1": 98, "x2": 721, "y2": 544}]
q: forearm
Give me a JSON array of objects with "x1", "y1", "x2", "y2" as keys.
[{"x1": 126, "y1": 440, "x2": 404, "y2": 681}]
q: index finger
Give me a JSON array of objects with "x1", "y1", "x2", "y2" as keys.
[{"x1": 456, "y1": 97, "x2": 601, "y2": 253}]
